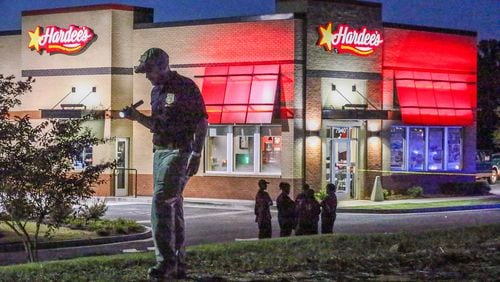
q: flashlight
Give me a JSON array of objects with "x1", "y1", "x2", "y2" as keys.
[{"x1": 119, "y1": 100, "x2": 144, "y2": 118}]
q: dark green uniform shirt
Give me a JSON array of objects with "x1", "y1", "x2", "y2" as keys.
[{"x1": 149, "y1": 71, "x2": 207, "y2": 150}]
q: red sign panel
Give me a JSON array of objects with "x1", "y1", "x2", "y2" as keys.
[
  {"x1": 317, "y1": 22, "x2": 383, "y2": 56},
  {"x1": 28, "y1": 25, "x2": 95, "y2": 55}
]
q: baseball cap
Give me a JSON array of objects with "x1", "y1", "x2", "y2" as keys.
[
  {"x1": 258, "y1": 179, "x2": 270, "y2": 186},
  {"x1": 279, "y1": 182, "x2": 290, "y2": 190},
  {"x1": 134, "y1": 48, "x2": 168, "y2": 73}
]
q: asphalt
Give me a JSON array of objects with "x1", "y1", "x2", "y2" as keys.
[{"x1": 1, "y1": 186, "x2": 499, "y2": 266}]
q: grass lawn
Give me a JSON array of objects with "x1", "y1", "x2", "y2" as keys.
[
  {"x1": 0, "y1": 224, "x2": 498, "y2": 281},
  {"x1": 0, "y1": 222, "x2": 97, "y2": 244},
  {"x1": 347, "y1": 198, "x2": 500, "y2": 210}
]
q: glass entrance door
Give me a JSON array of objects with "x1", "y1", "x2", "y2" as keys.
[
  {"x1": 115, "y1": 138, "x2": 129, "y2": 196},
  {"x1": 328, "y1": 127, "x2": 357, "y2": 200}
]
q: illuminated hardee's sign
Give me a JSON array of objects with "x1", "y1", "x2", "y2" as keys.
[
  {"x1": 28, "y1": 25, "x2": 95, "y2": 55},
  {"x1": 317, "y1": 22, "x2": 383, "y2": 56}
]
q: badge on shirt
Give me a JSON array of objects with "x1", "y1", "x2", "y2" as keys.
[{"x1": 165, "y1": 93, "x2": 176, "y2": 107}]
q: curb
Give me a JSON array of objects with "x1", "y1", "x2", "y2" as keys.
[
  {"x1": 0, "y1": 227, "x2": 151, "y2": 253},
  {"x1": 337, "y1": 204, "x2": 500, "y2": 214}
]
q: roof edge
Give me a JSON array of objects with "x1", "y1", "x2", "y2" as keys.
[
  {"x1": 22, "y1": 3, "x2": 146, "y2": 16},
  {"x1": 0, "y1": 30, "x2": 21, "y2": 36},
  {"x1": 383, "y1": 22, "x2": 477, "y2": 37},
  {"x1": 135, "y1": 12, "x2": 299, "y2": 30}
]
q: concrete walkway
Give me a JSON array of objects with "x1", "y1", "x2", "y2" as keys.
[{"x1": 96, "y1": 185, "x2": 500, "y2": 212}]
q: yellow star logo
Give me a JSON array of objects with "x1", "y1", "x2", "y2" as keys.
[
  {"x1": 28, "y1": 26, "x2": 42, "y2": 52},
  {"x1": 317, "y1": 22, "x2": 333, "y2": 52}
]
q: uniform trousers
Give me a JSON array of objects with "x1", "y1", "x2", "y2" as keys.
[{"x1": 151, "y1": 148, "x2": 190, "y2": 273}]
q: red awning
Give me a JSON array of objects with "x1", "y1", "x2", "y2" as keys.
[
  {"x1": 201, "y1": 65, "x2": 279, "y2": 124},
  {"x1": 395, "y1": 71, "x2": 476, "y2": 126}
]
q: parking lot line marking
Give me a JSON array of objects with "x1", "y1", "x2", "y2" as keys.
[{"x1": 186, "y1": 210, "x2": 252, "y2": 219}]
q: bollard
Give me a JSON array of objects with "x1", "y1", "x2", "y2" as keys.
[{"x1": 371, "y1": 175, "x2": 384, "y2": 202}]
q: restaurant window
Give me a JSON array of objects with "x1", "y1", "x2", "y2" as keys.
[
  {"x1": 234, "y1": 126, "x2": 255, "y2": 172},
  {"x1": 260, "y1": 126, "x2": 282, "y2": 173},
  {"x1": 73, "y1": 146, "x2": 93, "y2": 169},
  {"x1": 390, "y1": 127, "x2": 406, "y2": 170},
  {"x1": 409, "y1": 128, "x2": 425, "y2": 171},
  {"x1": 205, "y1": 125, "x2": 281, "y2": 175},
  {"x1": 390, "y1": 126, "x2": 463, "y2": 172},
  {"x1": 206, "y1": 126, "x2": 229, "y2": 172},
  {"x1": 427, "y1": 128, "x2": 444, "y2": 170},
  {"x1": 447, "y1": 128, "x2": 463, "y2": 170}
]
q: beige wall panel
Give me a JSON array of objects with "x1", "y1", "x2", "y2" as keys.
[
  {"x1": 110, "y1": 75, "x2": 133, "y2": 111},
  {"x1": 111, "y1": 10, "x2": 134, "y2": 68},
  {"x1": 16, "y1": 75, "x2": 111, "y2": 111},
  {"x1": 111, "y1": 119, "x2": 132, "y2": 139},
  {"x1": 132, "y1": 122, "x2": 153, "y2": 174},
  {"x1": 0, "y1": 35, "x2": 22, "y2": 78}
]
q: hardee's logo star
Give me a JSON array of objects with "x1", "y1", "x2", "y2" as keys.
[
  {"x1": 28, "y1": 26, "x2": 42, "y2": 52},
  {"x1": 317, "y1": 22, "x2": 334, "y2": 52},
  {"x1": 27, "y1": 25, "x2": 95, "y2": 55},
  {"x1": 317, "y1": 22, "x2": 383, "y2": 56}
]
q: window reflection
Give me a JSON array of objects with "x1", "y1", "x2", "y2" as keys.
[
  {"x1": 390, "y1": 127, "x2": 406, "y2": 170},
  {"x1": 409, "y1": 128, "x2": 425, "y2": 171},
  {"x1": 233, "y1": 126, "x2": 255, "y2": 172},
  {"x1": 206, "y1": 126, "x2": 228, "y2": 172},
  {"x1": 261, "y1": 126, "x2": 281, "y2": 173},
  {"x1": 205, "y1": 125, "x2": 281, "y2": 174},
  {"x1": 427, "y1": 128, "x2": 444, "y2": 170},
  {"x1": 390, "y1": 126, "x2": 463, "y2": 172},
  {"x1": 447, "y1": 128, "x2": 462, "y2": 170},
  {"x1": 74, "y1": 146, "x2": 93, "y2": 169}
]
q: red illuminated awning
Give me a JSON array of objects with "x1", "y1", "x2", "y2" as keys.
[
  {"x1": 201, "y1": 65, "x2": 279, "y2": 124},
  {"x1": 395, "y1": 71, "x2": 476, "y2": 126}
]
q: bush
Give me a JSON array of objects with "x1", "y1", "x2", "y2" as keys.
[
  {"x1": 77, "y1": 199, "x2": 108, "y2": 221},
  {"x1": 65, "y1": 217, "x2": 86, "y2": 230},
  {"x1": 315, "y1": 190, "x2": 327, "y2": 201},
  {"x1": 439, "y1": 182, "x2": 491, "y2": 196},
  {"x1": 407, "y1": 186, "x2": 424, "y2": 198},
  {"x1": 66, "y1": 217, "x2": 145, "y2": 236},
  {"x1": 382, "y1": 189, "x2": 390, "y2": 200}
]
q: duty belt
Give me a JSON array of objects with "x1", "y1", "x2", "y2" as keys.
[{"x1": 153, "y1": 143, "x2": 180, "y2": 152}]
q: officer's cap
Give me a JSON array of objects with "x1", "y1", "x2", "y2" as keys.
[
  {"x1": 279, "y1": 182, "x2": 290, "y2": 190},
  {"x1": 258, "y1": 179, "x2": 270, "y2": 186},
  {"x1": 134, "y1": 48, "x2": 169, "y2": 73}
]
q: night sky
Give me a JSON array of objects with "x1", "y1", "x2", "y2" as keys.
[{"x1": 0, "y1": 0, "x2": 498, "y2": 40}]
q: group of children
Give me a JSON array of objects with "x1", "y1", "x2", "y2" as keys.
[{"x1": 255, "y1": 179, "x2": 338, "y2": 239}]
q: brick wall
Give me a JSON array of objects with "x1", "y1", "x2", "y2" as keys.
[
  {"x1": 127, "y1": 174, "x2": 297, "y2": 201},
  {"x1": 381, "y1": 173, "x2": 475, "y2": 194}
]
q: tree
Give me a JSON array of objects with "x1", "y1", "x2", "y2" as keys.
[
  {"x1": 0, "y1": 75, "x2": 112, "y2": 262},
  {"x1": 477, "y1": 39, "x2": 500, "y2": 151}
]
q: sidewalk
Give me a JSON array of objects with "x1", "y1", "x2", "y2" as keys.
[{"x1": 97, "y1": 192, "x2": 500, "y2": 213}]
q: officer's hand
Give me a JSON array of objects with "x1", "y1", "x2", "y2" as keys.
[
  {"x1": 186, "y1": 153, "x2": 201, "y2": 176},
  {"x1": 124, "y1": 105, "x2": 142, "y2": 121}
]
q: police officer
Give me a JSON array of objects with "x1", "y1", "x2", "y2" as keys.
[
  {"x1": 276, "y1": 182, "x2": 296, "y2": 237},
  {"x1": 296, "y1": 188, "x2": 320, "y2": 235},
  {"x1": 295, "y1": 183, "x2": 311, "y2": 205},
  {"x1": 254, "y1": 179, "x2": 273, "y2": 239},
  {"x1": 124, "y1": 48, "x2": 208, "y2": 280},
  {"x1": 320, "y1": 183, "x2": 338, "y2": 234}
]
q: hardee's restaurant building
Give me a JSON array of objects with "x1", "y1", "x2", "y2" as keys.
[{"x1": 0, "y1": 0, "x2": 477, "y2": 201}]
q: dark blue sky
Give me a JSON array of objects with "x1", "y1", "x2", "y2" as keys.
[{"x1": 0, "y1": 0, "x2": 498, "y2": 40}]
